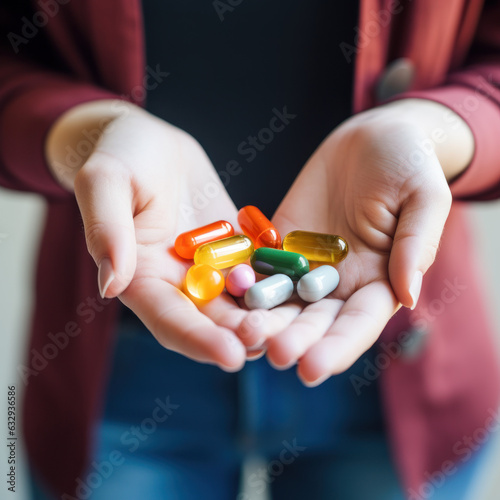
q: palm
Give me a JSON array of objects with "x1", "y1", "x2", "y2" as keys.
[
  {"x1": 77, "y1": 106, "x2": 450, "y2": 378},
  {"x1": 97, "y1": 119, "x2": 297, "y2": 369},
  {"x1": 74, "y1": 113, "x2": 264, "y2": 371},
  {"x1": 104, "y1": 137, "x2": 247, "y2": 369},
  {"x1": 122, "y1": 172, "x2": 246, "y2": 332},
  {"x1": 250, "y1": 118, "x2": 451, "y2": 386}
]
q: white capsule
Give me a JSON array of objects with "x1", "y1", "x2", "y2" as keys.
[
  {"x1": 297, "y1": 265, "x2": 339, "y2": 302},
  {"x1": 244, "y1": 274, "x2": 294, "y2": 310}
]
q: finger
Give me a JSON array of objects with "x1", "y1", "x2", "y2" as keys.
[
  {"x1": 198, "y1": 293, "x2": 250, "y2": 332},
  {"x1": 266, "y1": 298, "x2": 344, "y2": 369},
  {"x1": 120, "y1": 277, "x2": 247, "y2": 371},
  {"x1": 297, "y1": 280, "x2": 398, "y2": 386},
  {"x1": 389, "y1": 165, "x2": 452, "y2": 309},
  {"x1": 74, "y1": 151, "x2": 137, "y2": 298},
  {"x1": 236, "y1": 299, "x2": 303, "y2": 349}
]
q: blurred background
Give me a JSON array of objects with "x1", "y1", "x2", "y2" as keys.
[{"x1": 1, "y1": 187, "x2": 500, "y2": 500}]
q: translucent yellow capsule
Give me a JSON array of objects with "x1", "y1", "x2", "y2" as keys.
[
  {"x1": 185, "y1": 264, "x2": 225, "y2": 300},
  {"x1": 282, "y1": 231, "x2": 348, "y2": 264},
  {"x1": 194, "y1": 235, "x2": 254, "y2": 269}
]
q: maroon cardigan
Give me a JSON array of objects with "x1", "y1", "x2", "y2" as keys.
[{"x1": 1, "y1": 0, "x2": 500, "y2": 497}]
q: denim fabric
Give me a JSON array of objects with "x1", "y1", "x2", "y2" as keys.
[{"x1": 31, "y1": 313, "x2": 490, "y2": 499}]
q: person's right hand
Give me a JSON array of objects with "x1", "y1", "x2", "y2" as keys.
[{"x1": 46, "y1": 101, "x2": 297, "y2": 371}]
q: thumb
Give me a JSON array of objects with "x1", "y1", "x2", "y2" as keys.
[
  {"x1": 389, "y1": 175, "x2": 452, "y2": 309},
  {"x1": 74, "y1": 152, "x2": 137, "y2": 298}
]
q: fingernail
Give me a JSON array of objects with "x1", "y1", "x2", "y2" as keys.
[
  {"x1": 273, "y1": 360, "x2": 297, "y2": 371},
  {"x1": 267, "y1": 355, "x2": 296, "y2": 371},
  {"x1": 409, "y1": 271, "x2": 423, "y2": 310},
  {"x1": 98, "y1": 258, "x2": 115, "y2": 298},
  {"x1": 218, "y1": 333, "x2": 246, "y2": 372},
  {"x1": 246, "y1": 349, "x2": 266, "y2": 361},
  {"x1": 246, "y1": 338, "x2": 265, "y2": 351},
  {"x1": 301, "y1": 374, "x2": 329, "y2": 388},
  {"x1": 219, "y1": 364, "x2": 239, "y2": 373},
  {"x1": 219, "y1": 360, "x2": 245, "y2": 373}
]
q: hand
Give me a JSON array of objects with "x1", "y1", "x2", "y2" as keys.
[
  {"x1": 237, "y1": 99, "x2": 473, "y2": 386},
  {"x1": 46, "y1": 101, "x2": 284, "y2": 371}
]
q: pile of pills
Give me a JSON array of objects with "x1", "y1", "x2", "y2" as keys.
[{"x1": 174, "y1": 206, "x2": 348, "y2": 309}]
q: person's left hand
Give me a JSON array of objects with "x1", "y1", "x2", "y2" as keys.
[{"x1": 236, "y1": 100, "x2": 470, "y2": 385}]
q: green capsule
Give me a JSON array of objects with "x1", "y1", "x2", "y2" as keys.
[{"x1": 251, "y1": 247, "x2": 309, "y2": 281}]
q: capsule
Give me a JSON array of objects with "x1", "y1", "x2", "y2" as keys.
[
  {"x1": 175, "y1": 220, "x2": 234, "y2": 259},
  {"x1": 185, "y1": 264, "x2": 225, "y2": 301},
  {"x1": 194, "y1": 235, "x2": 253, "y2": 269},
  {"x1": 244, "y1": 274, "x2": 294, "y2": 310},
  {"x1": 238, "y1": 206, "x2": 281, "y2": 249},
  {"x1": 226, "y1": 264, "x2": 256, "y2": 297},
  {"x1": 297, "y1": 265, "x2": 340, "y2": 302},
  {"x1": 251, "y1": 247, "x2": 309, "y2": 281},
  {"x1": 282, "y1": 230, "x2": 348, "y2": 264}
]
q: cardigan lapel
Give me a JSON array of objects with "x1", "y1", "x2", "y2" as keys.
[
  {"x1": 354, "y1": 0, "x2": 392, "y2": 112},
  {"x1": 451, "y1": 0, "x2": 485, "y2": 69},
  {"x1": 401, "y1": 0, "x2": 467, "y2": 88},
  {"x1": 354, "y1": 0, "x2": 484, "y2": 112}
]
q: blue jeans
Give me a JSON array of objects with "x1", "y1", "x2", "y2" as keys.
[{"x1": 31, "y1": 311, "x2": 490, "y2": 499}]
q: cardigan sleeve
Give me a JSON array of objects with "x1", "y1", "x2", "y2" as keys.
[
  {"x1": 397, "y1": 2, "x2": 500, "y2": 202},
  {"x1": 0, "y1": 6, "x2": 122, "y2": 200}
]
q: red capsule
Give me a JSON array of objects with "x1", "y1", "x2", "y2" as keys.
[
  {"x1": 237, "y1": 206, "x2": 281, "y2": 249},
  {"x1": 174, "y1": 220, "x2": 234, "y2": 259}
]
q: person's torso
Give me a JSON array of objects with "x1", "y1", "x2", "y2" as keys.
[{"x1": 142, "y1": 0, "x2": 358, "y2": 214}]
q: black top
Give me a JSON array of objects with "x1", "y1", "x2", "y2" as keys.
[{"x1": 142, "y1": 1, "x2": 358, "y2": 216}]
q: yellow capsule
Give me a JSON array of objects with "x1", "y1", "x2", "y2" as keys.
[
  {"x1": 194, "y1": 235, "x2": 254, "y2": 269},
  {"x1": 282, "y1": 230, "x2": 348, "y2": 264},
  {"x1": 185, "y1": 264, "x2": 225, "y2": 300}
]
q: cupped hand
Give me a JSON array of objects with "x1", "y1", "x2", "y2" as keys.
[
  {"x1": 48, "y1": 103, "x2": 295, "y2": 371},
  {"x1": 238, "y1": 101, "x2": 456, "y2": 385}
]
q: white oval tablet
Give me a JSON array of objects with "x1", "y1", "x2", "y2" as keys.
[
  {"x1": 297, "y1": 265, "x2": 339, "y2": 302},
  {"x1": 244, "y1": 274, "x2": 294, "y2": 310}
]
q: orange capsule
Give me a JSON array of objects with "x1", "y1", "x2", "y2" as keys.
[
  {"x1": 174, "y1": 220, "x2": 234, "y2": 259},
  {"x1": 185, "y1": 264, "x2": 225, "y2": 301},
  {"x1": 237, "y1": 206, "x2": 281, "y2": 249}
]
